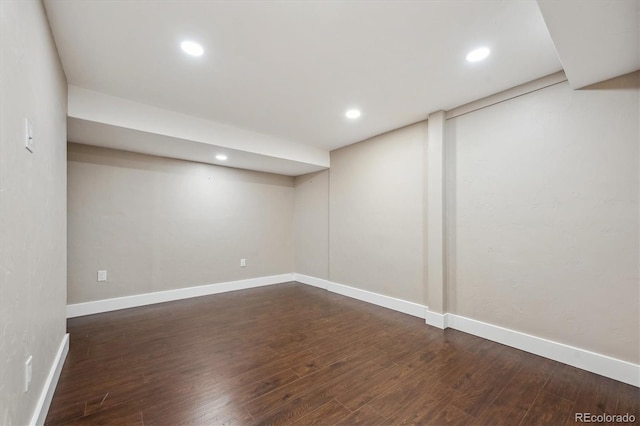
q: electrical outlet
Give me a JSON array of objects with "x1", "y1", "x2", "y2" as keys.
[
  {"x1": 24, "y1": 355, "x2": 32, "y2": 392},
  {"x1": 240, "y1": 258, "x2": 246, "y2": 267},
  {"x1": 25, "y1": 118, "x2": 34, "y2": 153},
  {"x1": 97, "y1": 270, "x2": 108, "y2": 282}
]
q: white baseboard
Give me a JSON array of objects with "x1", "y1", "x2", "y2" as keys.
[
  {"x1": 293, "y1": 273, "x2": 329, "y2": 289},
  {"x1": 67, "y1": 273, "x2": 294, "y2": 318},
  {"x1": 30, "y1": 333, "x2": 69, "y2": 426},
  {"x1": 294, "y1": 274, "x2": 427, "y2": 319},
  {"x1": 327, "y1": 281, "x2": 427, "y2": 319},
  {"x1": 444, "y1": 313, "x2": 639, "y2": 388},
  {"x1": 65, "y1": 272, "x2": 639, "y2": 388},
  {"x1": 294, "y1": 275, "x2": 639, "y2": 388},
  {"x1": 422, "y1": 309, "x2": 639, "y2": 388},
  {"x1": 425, "y1": 309, "x2": 449, "y2": 329}
]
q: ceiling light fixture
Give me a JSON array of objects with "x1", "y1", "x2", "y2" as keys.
[
  {"x1": 466, "y1": 47, "x2": 490, "y2": 63},
  {"x1": 345, "y1": 109, "x2": 361, "y2": 119},
  {"x1": 181, "y1": 41, "x2": 204, "y2": 57},
  {"x1": 216, "y1": 154, "x2": 227, "y2": 161}
]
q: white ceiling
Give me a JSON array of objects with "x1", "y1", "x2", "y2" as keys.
[
  {"x1": 538, "y1": 0, "x2": 639, "y2": 89},
  {"x1": 66, "y1": 85, "x2": 329, "y2": 176},
  {"x1": 43, "y1": 0, "x2": 638, "y2": 175}
]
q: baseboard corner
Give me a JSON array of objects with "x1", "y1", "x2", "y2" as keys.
[
  {"x1": 292, "y1": 273, "x2": 329, "y2": 289},
  {"x1": 294, "y1": 274, "x2": 427, "y2": 320},
  {"x1": 425, "y1": 309, "x2": 448, "y2": 329}
]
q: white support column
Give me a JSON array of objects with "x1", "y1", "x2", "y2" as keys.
[{"x1": 426, "y1": 110, "x2": 447, "y2": 321}]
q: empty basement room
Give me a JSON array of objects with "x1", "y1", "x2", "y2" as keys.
[{"x1": 1, "y1": 0, "x2": 639, "y2": 425}]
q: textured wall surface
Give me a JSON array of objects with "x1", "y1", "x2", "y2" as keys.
[
  {"x1": 329, "y1": 122, "x2": 427, "y2": 304},
  {"x1": 294, "y1": 170, "x2": 329, "y2": 279},
  {"x1": 447, "y1": 73, "x2": 640, "y2": 363},
  {"x1": 67, "y1": 144, "x2": 295, "y2": 304},
  {"x1": 0, "y1": 1, "x2": 68, "y2": 424}
]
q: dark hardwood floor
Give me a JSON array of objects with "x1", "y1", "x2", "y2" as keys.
[{"x1": 46, "y1": 282, "x2": 638, "y2": 425}]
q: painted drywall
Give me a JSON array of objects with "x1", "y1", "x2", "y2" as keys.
[
  {"x1": 67, "y1": 144, "x2": 294, "y2": 304},
  {"x1": 446, "y1": 72, "x2": 640, "y2": 364},
  {"x1": 329, "y1": 122, "x2": 427, "y2": 305},
  {"x1": 0, "y1": 1, "x2": 68, "y2": 424},
  {"x1": 294, "y1": 170, "x2": 329, "y2": 279},
  {"x1": 66, "y1": 86, "x2": 330, "y2": 176}
]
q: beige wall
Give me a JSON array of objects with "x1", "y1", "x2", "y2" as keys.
[
  {"x1": 0, "y1": 1, "x2": 68, "y2": 424},
  {"x1": 67, "y1": 144, "x2": 294, "y2": 304},
  {"x1": 0, "y1": 5, "x2": 634, "y2": 422},
  {"x1": 294, "y1": 170, "x2": 329, "y2": 279},
  {"x1": 329, "y1": 122, "x2": 427, "y2": 304},
  {"x1": 446, "y1": 72, "x2": 640, "y2": 363}
]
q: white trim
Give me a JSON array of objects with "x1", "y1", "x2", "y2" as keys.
[
  {"x1": 30, "y1": 333, "x2": 69, "y2": 426},
  {"x1": 294, "y1": 277, "x2": 639, "y2": 387},
  {"x1": 327, "y1": 281, "x2": 427, "y2": 319},
  {"x1": 65, "y1": 273, "x2": 640, "y2": 388},
  {"x1": 292, "y1": 277, "x2": 427, "y2": 319},
  {"x1": 67, "y1": 274, "x2": 294, "y2": 318},
  {"x1": 445, "y1": 71, "x2": 568, "y2": 119},
  {"x1": 425, "y1": 310, "x2": 449, "y2": 329},
  {"x1": 424, "y1": 310, "x2": 639, "y2": 388},
  {"x1": 292, "y1": 273, "x2": 329, "y2": 289},
  {"x1": 447, "y1": 314, "x2": 640, "y2": 387},
  {"x1": 293, "y1": 276, "x2": 427, "y2": 319}
]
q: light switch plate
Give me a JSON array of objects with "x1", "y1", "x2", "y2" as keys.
[
  {"x1": 25, "y1": 118, "x2": 34, "y2": 153},
  {"x1": 24, "y1": 355, "x2": 32, "y2": 392}
]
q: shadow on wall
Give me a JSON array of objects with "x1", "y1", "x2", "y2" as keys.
[{"x1": 580, "y1": 70, "x2": 640, "y2": 91}]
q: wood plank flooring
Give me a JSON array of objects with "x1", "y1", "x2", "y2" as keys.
[{"x1": 46, "y1": 283, "x2": 639, "y2": 425}]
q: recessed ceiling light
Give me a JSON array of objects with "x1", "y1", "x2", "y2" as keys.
[
  {"x1": 181, "y1": 41, "x2": 204, "y2": 57},
  {"x1": 345, "y1": 109, "x2": 361, "y2": 119},
  {"x1": 215, "y1": 154, "x2": 227, "y2": 161},
  {"x1": 466, "y1": 47, "x2": 490, "y2": 63}
]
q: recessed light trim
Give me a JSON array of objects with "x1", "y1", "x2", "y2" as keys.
[
  {"x1": 215, "y1": 154, "x2": 227, "y2": 161},
  {"x1": 345, "y1": 109, "x2": 361, "y2": 119},
  {"x1": 181, "y1": 41, "x2": 204, "y2": 57},
  {"x1": 466, "y1": 47, "x2": 490, "y2": 63}
]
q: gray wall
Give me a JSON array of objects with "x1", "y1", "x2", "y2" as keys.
[
  {"x1": 294, "y1": 170, "x2": 329, "y2": 279},
  {"x1": 0, "y1": 1, "x2": 68, "y2": 424},
  {"x1": 67, "y1": 144, "x2": 294, "y2": 304},
  {"x1": 447, "y1": 73, "x2": 639, "y2": 363},
  {"x1": 329, "y1": 122, "x2": 427, "y2": 304}
]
